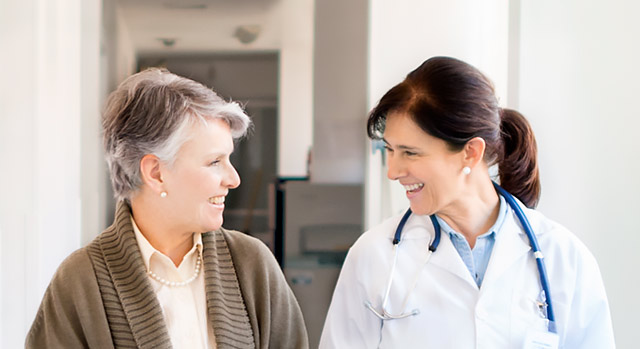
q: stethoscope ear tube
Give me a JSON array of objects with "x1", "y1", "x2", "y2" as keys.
[
  {"x1": 394, "y1": 209, "x2": 441, "y2": 252},
  {"x1": 393, "y1": 209, "x2": 413, "y2": 245},
  {"x1": 428, "y1": 215, "x2": 441, "y2": 252}
]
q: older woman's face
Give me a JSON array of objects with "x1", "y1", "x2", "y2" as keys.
[
  {"x1": 383, "y1": 113, "x2": 465, "y2": 216},
  {"x1": 161, "y1": 118, "x2": 240, "y2": 233}
]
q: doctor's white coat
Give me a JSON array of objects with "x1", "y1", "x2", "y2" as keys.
[{"x1": 319, "y1": 201, "x2": 615, "y2": 348}]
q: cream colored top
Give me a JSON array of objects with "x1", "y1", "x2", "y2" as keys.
[{"x1": 131, "y1": 217, "x2": 216, "y2": 349}]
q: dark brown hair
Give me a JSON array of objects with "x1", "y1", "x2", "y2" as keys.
[{"x1": 367, "y1": 56, "x2": 540, "y2": 208}]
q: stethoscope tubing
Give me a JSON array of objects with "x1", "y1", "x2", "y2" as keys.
[
  {"x1": 492, "y1": 182, "x2": 557, "y2": 333},
  {"x1": 393, "y1": 210, "x2": 441, "y2": 251}
]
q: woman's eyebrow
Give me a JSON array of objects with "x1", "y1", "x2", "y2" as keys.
[{"x1": 383, "y1": 139, "x2": 419, "y2": 151}]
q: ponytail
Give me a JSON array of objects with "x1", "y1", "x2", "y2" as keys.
[{"x1": 498, "y1": 108, "x2": 540, "y2": 208}]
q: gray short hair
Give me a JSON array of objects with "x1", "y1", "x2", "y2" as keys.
[{"x1": 102, "y1": 67, "x2": 251, "y2": 202}]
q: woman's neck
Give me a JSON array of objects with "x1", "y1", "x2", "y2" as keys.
[
  {"x1": 437, "y1": 179, "x2": 500, "y2": 249},
  {"x1": 130, "y1": 195, "x2": 194, "y2": 267}
]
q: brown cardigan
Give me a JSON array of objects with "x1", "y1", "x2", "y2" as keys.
[{"x1": 26, "y1": 202, "x2": 308, "y2": 348}]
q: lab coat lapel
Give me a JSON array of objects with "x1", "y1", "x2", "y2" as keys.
[
  {"x1": 429, "y1": 230, "x2": 478, "y2": 288},
  {"x1": 482, "y1": 211, "x2": 531, "y2": 286}
]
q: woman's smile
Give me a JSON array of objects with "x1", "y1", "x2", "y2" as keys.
[
  {"x1": 208, "y1": 195, "x2": 226, "y2": 208},
  {"x1": 403, "y1": 183, "x2": 424, "y2": 198}
]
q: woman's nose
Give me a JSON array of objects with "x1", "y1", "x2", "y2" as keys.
[
  {"x1": 225, "y1": 163, "x2": 241, "y2": 189},
  {"x1": 386, "y1": 155, "x2": 406, "y2": 180}
]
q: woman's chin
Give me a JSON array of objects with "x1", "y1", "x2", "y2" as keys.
[
  {"x1": 200, "y1": 217, "x2": 224, "y2": 232},
  {"x1": 409, "y1": 203, "x2": 433, "y2": 216}
]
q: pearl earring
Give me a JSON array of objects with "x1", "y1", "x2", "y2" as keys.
[
  {"x1": 462, "y1": 166, "x2": 471, "y2": 175},
  {"x1": 160, "y1": 191, "x2": 167, "y2": 198}
]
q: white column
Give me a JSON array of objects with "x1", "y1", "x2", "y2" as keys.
[
  {"x1": 0, "y1": 0, "x2": 100, "y2": 346},
  {"x1": 0, "y1": 0, "x2": 37, "y2": 342}
]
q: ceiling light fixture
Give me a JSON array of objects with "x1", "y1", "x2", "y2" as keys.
[
  {"x1": 157, "y1": 38, "x2": 177, "y2": 48},
  {"x1": 234, "y1": 25, "x2": 261, "y2": 45}
]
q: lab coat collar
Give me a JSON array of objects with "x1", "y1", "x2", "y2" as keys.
[
  {"x1": 429, "y1": 230, "x2": 479, "y2": 288},
  {"x1": 480, "y1": 209, "x2": 532, "y2": 287},
  {"x1": 399, "y1": 213, "x2": 478, "y2": 288},
  {"x1": 426, "y1": 198, "x2": 532, "y2": 290}
]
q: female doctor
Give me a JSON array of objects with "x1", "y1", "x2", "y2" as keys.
[{"x1": 319, "y1": 57, "x2": 615, "y2": 348}]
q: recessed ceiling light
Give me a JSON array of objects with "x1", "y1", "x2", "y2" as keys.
[
  {"x1": 234, "y1": 25, "x2": 261, "y2": 44},
  {"x1": 157, "y1": 38, "x2": 177, "y2": 47}
]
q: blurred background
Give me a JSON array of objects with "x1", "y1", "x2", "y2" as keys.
[{"x1": 1, "y1": 0, "x2": 639, "y2": 347}]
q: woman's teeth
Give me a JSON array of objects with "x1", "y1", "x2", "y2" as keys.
[
  {"x1": 403, "y1": 183, "x2": 424, "y2": 192},
  {"x1": 209, "y1": 196, "x2": 225, "y2": 205}
]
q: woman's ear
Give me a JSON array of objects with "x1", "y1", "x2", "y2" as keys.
[
  {"x1": 463, "y1": 137, "x2": 486, "y2": 169},
  {"x1": 139, "y1": 154, "x2": 164, "y2": 193}
]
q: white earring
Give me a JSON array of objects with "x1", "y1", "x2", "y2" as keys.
[
  {"x1": 160, "y1": 191, "x2": 167, "y2": 198},
  {"x1": 462, "y1": 166, "x2": 471, "y2": 175}
]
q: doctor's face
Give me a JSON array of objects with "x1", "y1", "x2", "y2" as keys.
[
  {"x1": 383, "y1": 113, "x2": 466, "y2": 216},
  {"x1": 160, "y1": 118, "x2": 241, "y2": 233}
]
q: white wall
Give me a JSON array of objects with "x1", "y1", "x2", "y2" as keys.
[
  {"x1": 0, "y1": 0, "x2": 101, "y2": 346},
  {"x1": 365, "y1": 0, "x2": 509, "y2": 229},
  {"x1": 311, "y1": 0, "x2": 368, "y2": 184},
  {"x1": 278, "y1": 0, "x2": 314, "y2": 177},
  {"x1": 518, "y1": 0, "x2": 640, "y2": 346}
]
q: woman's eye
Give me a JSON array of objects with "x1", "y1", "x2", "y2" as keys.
[
  {"x1": 384, "y1": 146, "x2": 393, "y2": 153},
  {"x1": 404, "y1": 151, "x2": 417, "y2": 156},
  {"x1": 209, "y1": 160, "x2": 220, "y2": 166}
]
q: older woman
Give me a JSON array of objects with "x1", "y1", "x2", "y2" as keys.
[
  {"x1": 27, "y1": 68, "x2": 308, "y2": 348},
  {"x1": 320, "y1": 57, "x2": 614, "y2": 348}
]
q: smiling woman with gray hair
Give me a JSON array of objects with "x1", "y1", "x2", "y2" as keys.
[{"x1": 26, "y1": 68, "x2": 308, "y2": 349}]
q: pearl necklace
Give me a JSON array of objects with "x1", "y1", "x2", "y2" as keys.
[{"x1": 147, "y1": 250, "x2": 202, "y2": 287}]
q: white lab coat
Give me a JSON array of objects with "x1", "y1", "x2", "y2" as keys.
[{"x1": 319, "y1": 200, "x2": 615, "y2": 348}]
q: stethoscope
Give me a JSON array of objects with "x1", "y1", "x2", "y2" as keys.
[{"x1": 365, "y1": 182, "x2": 557, "y2": 334}]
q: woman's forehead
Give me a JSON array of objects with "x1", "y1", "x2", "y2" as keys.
[
  {"x1": 383, "y1": 113, "x2": 447, "y2": 151},
  {"x1": 180, "y1": 119, "x2": 234, "y2": 154},
  {"x1": 384, "y1": 113, "x2": 423, "y2": 141}
]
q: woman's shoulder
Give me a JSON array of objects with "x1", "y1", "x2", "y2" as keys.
[
  {"x1": 522, "y1": 207, "x2": 599, "y2": 269},
  {"x1": 350, "y1": 212, "x2": 432, "y2": 254},
  {"x1": 341, "y1": 213, "x2": 411, "y2": 269},
  {"x1": 48, "y1": 227, "x2": 124, "y2": 293},
  {"x1": 523, "y1": 208, "x2": 581, "y2": 244},
  {"x1": 50, "y1": 247, "x2": 96, "y2": 286},
  {"x1": 28, "y1": 244, "x2": 112, "y2": 348}
]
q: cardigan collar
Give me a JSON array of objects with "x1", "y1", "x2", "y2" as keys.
[{"x1": 96, "y1": 201, "x2": 255, "y2": 348}]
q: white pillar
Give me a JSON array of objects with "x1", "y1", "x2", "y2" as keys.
[{"x1": 0, "y1": 0, "x2": 101, "y2": 345}]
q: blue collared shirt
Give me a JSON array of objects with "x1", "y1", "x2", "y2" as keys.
[{"x1": 436, "y1": 195, "x2": 508, "y2": 288}]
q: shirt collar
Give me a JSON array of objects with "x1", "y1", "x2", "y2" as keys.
[{"x1": 130, "y1": 216, "x2": 203, "y2": 271}]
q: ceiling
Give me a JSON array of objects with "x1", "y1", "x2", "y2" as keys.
[{"x1": 116, "y1": 0, "x2": 283, "y2": 55}]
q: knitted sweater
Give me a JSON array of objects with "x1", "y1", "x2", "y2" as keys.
[{"x1": 26, "y1": 202, "x2": 308, "y2": 348}]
